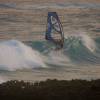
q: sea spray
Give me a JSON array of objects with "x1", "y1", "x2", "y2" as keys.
[
  {"x1": 65, "y1": 31, "x2": 96, "y2": 52},
  {"x1": 64, "y1": 31, "x2": 100, "y2": 64},
  {"x1": 46, "y1": 50, "x2": 70, "y2": 66},
  {"x1": 0, "y1": 40, "x2": 46, "y2": 71}
]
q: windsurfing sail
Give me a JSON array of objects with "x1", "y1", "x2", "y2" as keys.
[{"x1": 45, "y1": 12, "x2": 64, "y2": 49}]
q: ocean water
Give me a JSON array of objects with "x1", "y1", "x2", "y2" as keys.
[
  {"x1": 0, "y1": 2, "x2": 100, "y2": 83},
  {"x1": 0, "y1": 33, "x2": 100, "y2": 83}
]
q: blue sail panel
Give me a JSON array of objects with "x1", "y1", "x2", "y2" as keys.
[{"x1": 45, "y1": 12, "x2": 64, "y2": 48}]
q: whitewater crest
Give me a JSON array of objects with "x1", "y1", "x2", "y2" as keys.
[
  {"x1": 0, "y1": 40, "x2": 46, "y2": 71},
  {"x1": 65, "y1": 31, "x2": 96, "y2": 53},
  {"x1": 62, "y1": 31, "x2": 100, "y2": 64}
]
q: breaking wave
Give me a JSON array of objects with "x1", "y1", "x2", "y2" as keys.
[
  {"x1": 63, "y1": 33, "x2": 100, "y2": 64},
  {"x1": 0, "y1": 40, "x2": 46, "y2": 71},
  {"x1": 31, "y1": 32, "x2": 100, "y2": 65},
  {"x1": 0, "y1": 32, "x2": 100, "y2": 71}
]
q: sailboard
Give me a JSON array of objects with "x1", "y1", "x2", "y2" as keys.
[{"x1": 45, "y1": 12, "x2": 64, "y2": 49}]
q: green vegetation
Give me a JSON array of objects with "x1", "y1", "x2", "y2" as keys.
[{"x1": 0, "y1": 79, "x2": 100, "y2": 100}]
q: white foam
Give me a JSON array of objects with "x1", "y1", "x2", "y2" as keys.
[
  {"x1": 46, "y1": 50, "x2": 70, "y2": 66},
  {"x1": 65, "y1": 31, "x2": 96, "y2": 52},
  {"x1": 0, "y1": 40, "x2": 46, "y2": 71}
]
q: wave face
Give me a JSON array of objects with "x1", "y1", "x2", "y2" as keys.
[
  {"x1": 30, "y1": 33, "x2": 100, "y2": 66},
  {"x1": 0, "y1": 40, "x2": 46, "y2": 71}
]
